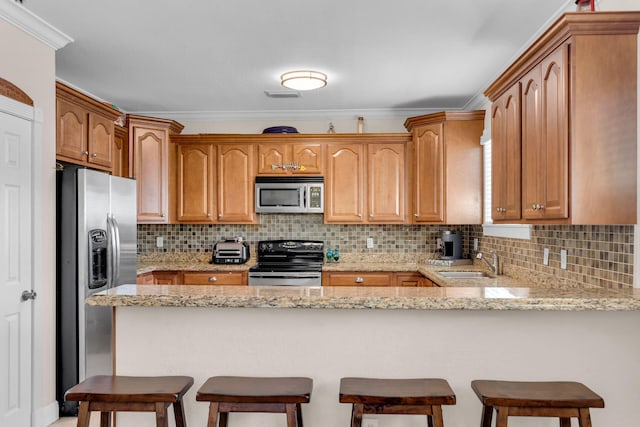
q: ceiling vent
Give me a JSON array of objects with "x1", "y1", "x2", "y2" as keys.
[{"x1": 264, "y1": 90, "x2": 302, "y2": 99}]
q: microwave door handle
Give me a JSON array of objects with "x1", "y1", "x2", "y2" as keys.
[{"x1": 303, "y1": 186, "x2": 307, "y2": 208}]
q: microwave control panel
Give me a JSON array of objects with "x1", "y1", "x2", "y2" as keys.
[{"x1": 308, "y1": 185, "x2": 322, "y2": 209}]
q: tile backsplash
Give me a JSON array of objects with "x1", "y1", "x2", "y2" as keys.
[{"x1": 138, "y1": 215, "x2": 634, "y2": 289}]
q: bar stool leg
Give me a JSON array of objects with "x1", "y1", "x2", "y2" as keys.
[
  {"x1": 578, "y1": 408, "x2": 593, "y2": 427},
  {"x1": 495, "y1": 407, "x2": 509, "y2": 427},
  {"x1": 560, "y1": 418, "x2": 571, "y2": 427},
  {"x1": 206, "y1": 403, "x2": 220, "y2": 427},
  {"x1": 173, "y1": 400, "x2": 187, "y2": 427},
  {"x1": 427, "y1": 413, "x2": 434, "y2": 427},
  {"x1": 99, "y1": 411, "x2": 111, "y2": 427},
  {"x1": 296, "y1": 403, "x2": 304, "y2": 427},
  {"x1": 351, "y1": 403, "x2": 364, "y2": 427},
  {"x1": 286, "y1": 403, "x2": 298, "y2": 427},
  {"x1": 219, "y1": 410, "x2": 228, "y2": 427},
  {"x1": 155, "y1": 402, "x2": 169, "y2": 427},
  {"x1": 480, "y1": 405, "x2": 493, "y2": 427},
  {"x1": 431, "y1": 405, "x2": 444, "y2": 427},
  {"x1": 76, "y1": 402, "x2": 91, "y2": 427}
]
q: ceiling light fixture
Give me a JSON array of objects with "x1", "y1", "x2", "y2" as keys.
[{"x1": 281, "y1": 70, "x2": 327, "y2": 91}]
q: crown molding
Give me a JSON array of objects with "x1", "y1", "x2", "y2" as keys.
[
  {"x1": 0, "y1": 1, "x2": 73, "y2": 50},
  {"x1": 130, "y1": 107, "x2": 452, "y2": 122}
]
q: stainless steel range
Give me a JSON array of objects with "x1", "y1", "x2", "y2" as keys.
[{"x1": 248, "y1": 240, "x2": 324, "y2": 286}]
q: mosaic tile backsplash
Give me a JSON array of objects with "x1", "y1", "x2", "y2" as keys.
[{"x1": 137, "y1": 215, "x2": 634, "y2": 289}]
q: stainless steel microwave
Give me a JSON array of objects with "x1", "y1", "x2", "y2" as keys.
[{"x1": 255, "y1": 176, "x2": 324, "y2": 213}]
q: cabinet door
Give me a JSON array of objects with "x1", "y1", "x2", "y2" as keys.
[
  {"x1": 395, "y1": 272, "x2": 423, "y2": 287},
  {"x1": 217, "y1": 144, "x2": 255, "y2": 223},
  {"x1": 539, "y1": 46, "x2": 569, "y2": 219},
  {"x1": 414, "y1": 123, "x2": 444, "y2": 223},
  {"x1": 182, "y1": 272, "x2": 246, "y2": 285},
  {"x1": 491, "y1": 85, "x2": 521, "y2": 221},
  {"x1": 324, "y1": 272, "x2": 392, "y2": 286},
  {"x1": 257, "y1": 143, "x2": 288, "y2": 174},
  {"x1": 368, "y1": 143, "x2": 405, "y2": 223},
  {"x1": 87, "y1": 112, "x2": 114, "y2": 169},
  {"x1": 134, "y1": 126, "x2": 168, "y2": 223},
  {"x1": 177, "y1": 143, "x2": 215, "y2": 222},
  {"x1": 57, "y1": 98, "x2": 88, "y2": 162},
  {"x1": 153, "y1": 272, "x2": 180, "y2": 285},
  {"x1": 521, "y1": 67, "x2": 543, "y2": 220},
  {"x1": 136, "y1": 272, "x2": 154, "y2": 284},
  {"x1": 292, "y1": 143, "x2": 324, "y2": 174},
  {"x1": 325, "y1": 144, "x2": 364, "y2": 223}
]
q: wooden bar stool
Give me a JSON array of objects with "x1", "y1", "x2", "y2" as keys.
[
  {"x1": 471, "y1": 380, "x2": 605, "y2": 427},
  {"x1": 64, "y1": 375, "x2": 194, "y2": 427},
  {"x1": 196, "y1": 376, "x2": 313, "y2": 427},
  {"x1": 339, "y1": 377, "x2": 456, "y2": 427}
]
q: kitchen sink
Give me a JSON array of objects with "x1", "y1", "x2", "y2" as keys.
[{"x1": 437, "y1": 271, "x2": 491, "y2": 279}]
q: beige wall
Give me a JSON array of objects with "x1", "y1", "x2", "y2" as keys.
[{"x1": 0, "y1": 17, "x2": 58, "y2": 425}]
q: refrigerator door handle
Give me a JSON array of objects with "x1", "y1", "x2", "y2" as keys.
[
  {"x1": 106, "y1": 215, "x2": 115, "y2": 288},
  {"x1": 111, "y1": 215, "x2": 121, "y2": 287}
]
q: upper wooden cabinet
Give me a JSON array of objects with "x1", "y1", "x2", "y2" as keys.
[
  {"x1": 324, "y1": 135, "x2": 409, "y2": 224},
  {"x1": 257, "y1": 142, "x2": 324, "y2": 174},
  {"x1": 112, "y1": 124, "x2": 130, "y2": 178},
  {"x1": 129, "y1": 115, "x2": 184, "y2": 224},
  {"x1": 217, "y1": 143, "x2": 256, "y2": 223},
  {"x1": 405, "y1": 111, "x2": 485, "y2": 224},
  {"x1": 176, "y1": 139, "x2": 216, "y2": 223},
  {"x1": 56, "y1": 82, "x2": 121, "y2": 172},
  {"x1": 485, "y1": 12, "x2": 640, "y2": 224}
]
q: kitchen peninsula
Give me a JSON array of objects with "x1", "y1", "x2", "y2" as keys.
[{"x1": 90, "y1": 284, "x2": 640, "y2": 427}]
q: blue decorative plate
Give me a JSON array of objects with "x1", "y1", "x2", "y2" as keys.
[{"x1": 262, "y1": 126, "x2": 299, "y2": 134}]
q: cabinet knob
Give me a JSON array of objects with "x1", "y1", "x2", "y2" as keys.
[
  {"x1": 539, "y1": 204, "x2": 545, "y2": 210},
  {"x1": 82, "y1": 150, "x2": 89, "y2": 156},
  {"x1": 91, "y1": 153, "x2": 98, "y2": 158},
  {"x1": 207, "y1": 213, "x2": 212, "y2": 217},
  {"x1": 355, "y1": 277, "x2": 364, "y2": 283},
  {"x1": 208, "y1": 276, "x2": 217, "y2": 282}
]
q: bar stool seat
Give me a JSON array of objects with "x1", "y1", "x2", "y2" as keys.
[
  {"x1": 196, "y1": 376, "x2": 313, "y2": 427},
  {"x1": 65, "y1": 375, "x2": 194, "y2": 427},
  {"x1": 471, "y1": 380, "x2": 605, "y2": 427},
  {"x1": 339, "y1": 377, "x2": 456, "y2": 427}
]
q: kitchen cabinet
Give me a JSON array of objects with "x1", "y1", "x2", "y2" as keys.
[
  {"x1": 325, "y1": 135, "x2": 409, "y2": 224},
  {"x1": 56, "y1": 82, "x2": 121, "y2": 172},
  {"x1": 129, "y1": 115, "x2": 184, "y2": 224},
  {"x1": 257, "y1": 142, "x2": 324, "y2": 174},
  {"x1": 323, "y1": 272, "x2": 393, "y2": 286},
  {"x1": 182, "y1": 271, "x2": 247, "y2": 286},
  {"x1": 491, "y1": 85, "x2": 521, "y2": 221},
  {"x1": 484, "y1": 12, "x2": 640, "y2": 224},
  {"x1": 137, "y1": 271, "x2": 181, "y2": 285},
  {"x1": 112, "y1": 124, "x2": 130, "y2": 178},
  {"x1": 395, "y1": 272, "x2": 436, "y2": 287},
  {"x1": 217, "y1": 143, "x2": 256, "y2": 223},
  {"x1": 404, "y1": 111, "x2": 485, "y2": 224},
  {"x1": 176, "y1": 141, "x2": 216, "y2": 223}
]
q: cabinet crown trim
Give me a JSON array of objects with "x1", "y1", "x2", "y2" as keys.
[{"x1": 404, "y1": 110, "x2": 486, "y2": 131}]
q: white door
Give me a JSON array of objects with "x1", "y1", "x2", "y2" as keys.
[{"x1": 0, "y1": 105, "x2": 33, "y2": 427}]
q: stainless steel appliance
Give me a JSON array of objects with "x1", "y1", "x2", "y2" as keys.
[
  {"x1": 56, "y1": 166, "x2": 137, "y2": 416},
  {"x1": 440, "y1": 230, "x2": 463, "y2": 260},
  {"x1": 211, "y1": 240, "x2": 250, "y2": 264},
  {"x1": 255, "y1": 176, "x2": 324, "y2": 213},
  {"x1": 248, "y1": 240, "x2": 324, "y2": 286}
]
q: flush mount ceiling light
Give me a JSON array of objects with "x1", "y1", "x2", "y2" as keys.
[{"x1": 281, "y1": 70, "x2": 327, "y2": 91}]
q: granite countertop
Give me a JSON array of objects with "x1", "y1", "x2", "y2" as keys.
[{"x1": 87, "y1": 283, "x2": 640, "y2": 311}]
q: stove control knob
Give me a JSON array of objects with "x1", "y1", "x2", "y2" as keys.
[
  {"x1": 259, "y1": 243, "x2": 267, "y2": 251},
  {"x1": 267, "y1": 243, "x2": 273, "y2": 251}
]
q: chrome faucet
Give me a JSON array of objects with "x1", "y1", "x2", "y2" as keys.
[{"x1": 476, "y1": 251, "x2": 499, "y2": 275}]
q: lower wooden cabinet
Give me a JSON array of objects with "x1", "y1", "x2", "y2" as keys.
[
  {"x1": 323, "y1": 271, "x2": 435, "y2": 287},
  {"x1": 182, "y1": 271, "x2": 247, "y2": 286},
  {"x1": 137, "y1": 271, "x2": 180, "y2": 285}
]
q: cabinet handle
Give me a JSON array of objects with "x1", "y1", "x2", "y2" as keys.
[
  {"x1": 161, "y1": 213, "x2": 165, "y2": 218},
  {"x1": 207, "y1": 213, "x2": 212, "y2": 217},
  {"x1": 355, "y1": 277, "x2": 364, "y2": 283},
  {"x1": 208, "y1": 276, "x2": 217, "y2": 282},
  {"x1": 82, "y1": 150, "x2": 89, "y2": 156},
  {"x1": 539, "y1": 204, "x2": 545, "y2": 210},
  {"x1": 414, "y1": 213, "x2": 418, "y2": 217},
  {"x1": 91, "y1": 153, "x2": 98, "y2": 158}
]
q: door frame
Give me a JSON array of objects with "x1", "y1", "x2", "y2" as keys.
[{"x1": 0, "y1": 90, "x2": 43, "y2": 427}]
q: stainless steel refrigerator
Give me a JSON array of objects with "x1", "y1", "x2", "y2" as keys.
[{"x1": 56, "y1": 166, "x2": 137, "y2": 416}]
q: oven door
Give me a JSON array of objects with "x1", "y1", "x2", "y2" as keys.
[{"x1": 248, "y1": 271, "x2": 322, "y2": 286}]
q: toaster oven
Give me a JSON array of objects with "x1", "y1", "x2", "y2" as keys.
[{"x1": 211, "y1": 240, "x2": 250, "y2": 264}]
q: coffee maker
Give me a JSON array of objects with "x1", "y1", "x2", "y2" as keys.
[{"x1": 440, "y1": 230, "x2": 463, "y2": 260}]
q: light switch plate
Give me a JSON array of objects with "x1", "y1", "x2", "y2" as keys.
[
  {"x1": 156, "y1": 236, "x2": 164, "y2": 248},
  {"x1": 473, "y1": 238, "x2": 478, "y2": 251},
  {"x1": 366, "y1": 237, "x2": 374, "y2": 249},
  {"x1": 560, "y1": 249, "x2": 567, "y2": 269},
  {"x1": 543, "y1": 248, "x2": 549, "y2": 265}
]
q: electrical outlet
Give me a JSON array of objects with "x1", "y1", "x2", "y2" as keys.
[
  {"x1": 560, "y1": 249, "x2": 567, "y2": 270},
  {"x1": 473, "y1": 238, "x2": 479, "y2": 251},
  {"x1": 366, "y1": 237, "x2": 374, "y2": 249},
  {"x1": 362, "y1": 418, "x2": 378, "y2": 427},
  {"x1": 156, "y1": 236, "x2": 164, "y2": 248},
  {"x1": 436, "y1": 238, "x2": 442, "y2": 248},
  {"x1": 543, "y1": 248, "x2": 549, "y2": 265}
]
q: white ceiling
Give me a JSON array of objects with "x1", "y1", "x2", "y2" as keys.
[{"x1": 21, "y1": 0, "x2": 573, "y2": 119}]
